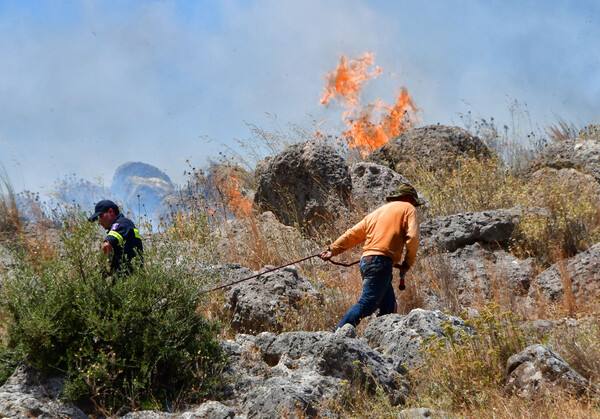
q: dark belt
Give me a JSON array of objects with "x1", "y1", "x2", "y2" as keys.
[{"x1": 362, "y1": 255, "x2": 391, "y2": 264}]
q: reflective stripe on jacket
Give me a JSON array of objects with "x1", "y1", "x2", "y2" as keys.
[{"x1": 104, "y1": 213, "x2": 144, "y2": 272}]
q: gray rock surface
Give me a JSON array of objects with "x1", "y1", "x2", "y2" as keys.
[
  {"x1": 214, "y1": 211, "x2": 317, "y2": 266},
  {"x1": 121, "y1": 401, "x2": 236, "y2": 418},
  {"x1": 526, "y1": 139, "x2": 600, "y2": 183},
  {"x1": 425, "y1": 243, "x2": 535, "y2": 310},
  {"x1": 529, "y1": 242, "x2": 600, "y2": 303},
  {"x1": 348, "y1": 162, "x2": 414, "y2": 212},
  {"x1": 367, "y1": 125, "x2": 492, "y2": 174},
  {"x1": 222, "y1": 330, "x2": 409, "y2": 418},
  {"x1": 0, "y1": 364, "x2": 87, "y2": 419},
  {"x1": 254, "y1": 141, "x2": 352, "y2": 231},
  {"x1": 528, "y1": 167, "x2": 600, "y2": 196},
  {"x1": 363, "y1": 309, "x2": 475, "y2": 369},
  {"x1": 505, "y1": 344, "x2": 594, "y2": 398},
  {"x1": 224, "y1": 265, "x2": 321, "y2": 334},
  {"x1": 420, "y1": 208, "x2": 522, "y2": 253},
  {"x1": 417, "y1": 208, "x2": 538, "y2": 311}
]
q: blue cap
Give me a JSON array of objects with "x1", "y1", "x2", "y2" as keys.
[{"x1": 88, "y1": 200, "x2": 119, "y2": 221}]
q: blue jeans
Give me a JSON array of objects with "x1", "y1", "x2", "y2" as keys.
[{"x1": 335, "y1": 255, "x2": 395, "y2": 331}]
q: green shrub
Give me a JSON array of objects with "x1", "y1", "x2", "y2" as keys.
[{"x1": 0, "y1": 212, "x2": 226, "y2": 415}]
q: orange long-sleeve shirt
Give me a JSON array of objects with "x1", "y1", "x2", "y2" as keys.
[{"x1": 329, "y1": 201, "x2": 419, "y2": 266}]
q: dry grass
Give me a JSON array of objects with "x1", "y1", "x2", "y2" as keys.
[
  {"x1": 195, "y1": 123, "x2": 600, "y2": 417},
  {"x1": 4, "y1": 119, "x2": 600, "y2": 417},
  {"x1": 0, "y1": 176, "x2": 57, "y2": 265}
]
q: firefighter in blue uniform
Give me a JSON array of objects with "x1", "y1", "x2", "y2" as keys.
[{"x1": 89, "y1": 200, "x2": 143, "y2": 275}]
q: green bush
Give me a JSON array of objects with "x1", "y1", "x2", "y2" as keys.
[{"x1": 0, "y1": 212, "x2": 226, "y2": 415}]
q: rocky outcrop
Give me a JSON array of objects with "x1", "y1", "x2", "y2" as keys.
[
  {"x1": 121, "y1": 401, "x2": 236, "y2": 418},
  {"x1": 417, "y1": 208, "x2": 535, "y2": 310},
  {"x1": 0, "y1": 364, "x2": 87, "y2": 419},
  {"x1": 363, "y1": 309, "x2": 475, "y2": 369},
  {"x1": 110, "y1": 161, "x2": 176, "y2": 217},
  {"x1": 367, "y1": 125, "x2": 493, "y2": 174},
  {"x1": 222, "y1": 330, "x2": 410, "y2": 417},
  {"x1": 422, "y1": 243, "x2": 535, "y2": 310},
  {"x1": 526, "y1": 139, "x2": 600, "y2": 183},
  {"x1": 214, "y1": 211, "x2": 317, "y2": 267},
  {"x1": 505, "y1": 344, "x2": 595, "y2": 398},
  {"x1": 348, "y1": 162, "x2": 414, "y2": 212},
  {"x1": 528, "y1": 167, "x2": 600, "y2": 197},
  {"x1": 529, "y1": 243, "x2": 600, "y2": 303},
  {"x1": 254, "y1": 141, "x2": 352, "y2": 231},
  {"x1": 224, "y1": 265, "x2": 321, "y2": 334},
  {"x1": 420, "y1": 208, "x2": 522, "y2": 253}
]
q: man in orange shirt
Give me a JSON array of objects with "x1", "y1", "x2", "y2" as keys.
[{"x1": 319, "y1": 183, "x2": 422, "y2": 331}]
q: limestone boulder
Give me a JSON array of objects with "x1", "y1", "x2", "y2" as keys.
[
  {"x1": 214, "y1": 211, "x2": 317, "y2": 267},
  {"x1": 224, "y1": 265, "x2": 321, "y2": 334},
  {"x1": 0, "y1": 364, "x2": 87, "y2": 419},
  {"x1": 528, "y1": 167, "x2": 600, "y2": 197},
  {"x1": 529, "y1": 243, "x2": 600, "y2": 304},
  {"x1": 348, "y1": 162, "x2": 414, "y2": 212},
  {"x1": 363, "y1": 309, "x2": 475, "y2": 369},
  {"x1": 367, "y1": 125, "x2": 492, "y2": 174},
  {"x1": 254, "y1": 141, "x2": 352, "y2": 231},
  {"x1": 221, "y1": 330, "x2": 409, "y2": 417},
  {"x1": 398, "y1": 408, "x2": 457, "y2": 419},
  {"x1": 121, "y1": 401, "x2": 236, "y2": 418},
  {"x1": 526, "y1": 139, "x2": 600, "y2": 183},
  {"x1": 505, "y1": 344, "x2": 595, "y2": 398},
  {"x1": 420, "y1": 208, "x2": 523, "y2": 253},
  {"x1": 420, "y1": 243, "x2": 535, "y2": 310}
]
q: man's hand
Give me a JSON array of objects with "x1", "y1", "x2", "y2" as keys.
[
  {"x1": 318, "y1": 249, "x2": 332, "y2": 261},
  {"x1": 101, "y1": 241, "x2": 113, "y2": 255}
]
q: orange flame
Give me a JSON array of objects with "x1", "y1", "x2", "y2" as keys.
[
  {"x1": 320, "y1": 52, "x2": 381, "y2": 107},
  {"x1": 215, "y1": 170, "x2": 252, "y2": 218},
  {"x1": 320, "y1": 52, "x2": 420, "y2": 156}
]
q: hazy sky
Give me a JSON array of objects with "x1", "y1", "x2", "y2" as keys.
[{"x1": 1, "y1": 0, "x2": 599, "y2": 194}]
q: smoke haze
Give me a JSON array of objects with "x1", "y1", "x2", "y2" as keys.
[{"x1": 1, "y1": 0, "x2": 598, "y2": 195}]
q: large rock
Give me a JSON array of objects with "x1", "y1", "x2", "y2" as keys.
[
  {"x1": 526, "y1": 139, "x2": 600, "y2": 183},
  {"x1": 528, "y1": 167, "x2": 600, "y2": 197},
  {"x1": 420, "y1": 208, "x2": 522, "y2": 253},
  {"x1": 0, "y1": 364, "x2": 87, "y2": 419},
  {"x1": 363, "y1": 309, "x2": 475, "y2": 369},
  {"x1": 367, "y1": 125, "x2": 493, "y2": 174},
  {"x1": 224, "y1": 265, "x2": 321, "y2": 334},
  {"x1": 505, "y1": 344, "x2": 594, "y2": 398},
  {"x1": 110, "y1": 161, "x2": 175, "y2": 217},
  {"x1": 121, "y1": 401, "x2": 236, "y2": 418},
  {"x1": 222, "y1": 330, "x2": 409, "y2": 418},
  {"x1": 349, "y1": 162, "x2": 417, "y2": 212},
  {"x1": 254, "y1": 141, "x2": 352, "y2": 231},
  {"x1": 214, "y1": 211, "x2": 318, "y2": 267},
  {"x1": 417, "y1": 208, "x2": 535, "y2": 311},
  {"x1": 420, "y1": 243, "x2": 535, "y2": 310},
  {"x1": 529, "y1": 243, "x2": 600, "y2": 304}
]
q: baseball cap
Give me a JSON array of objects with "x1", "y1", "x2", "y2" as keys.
[{"x1": 88, "y1": 200, "x2": 119, "y2": 221}]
